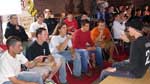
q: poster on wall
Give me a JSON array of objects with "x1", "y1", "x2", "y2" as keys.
[{"x1": 0, "y1": 0, "x2": 22, "y2": 15}]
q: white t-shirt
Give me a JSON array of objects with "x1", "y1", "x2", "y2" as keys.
[
  {"x1": 29, "y1": 22, "x2": 48, "y2": 33},
  {"x1": 49, "y1": 35, "x2": 72, "y2": 54},
  {"x1": 0, "y1": 51, "x2": 28, "y2": 84},
  {"x1": 112, "y1": 20, "x2": 126, "y2": 39}
]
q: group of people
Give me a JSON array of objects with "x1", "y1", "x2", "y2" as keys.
[{"x1": 0, "y1": 4, "x2": 150, "y2": 84}]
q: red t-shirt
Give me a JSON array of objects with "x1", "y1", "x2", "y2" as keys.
[
  {"x1": 72, "y1": 29, "x2": 94, "y2": 49},
  {"x1": 64, "y1": 18, "x2": 78, "y2": 32}
]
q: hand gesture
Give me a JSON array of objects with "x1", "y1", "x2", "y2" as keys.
[
  {"x1": 105, "y1": 67, "x2": 116, "y2": 72},
  {"x1": 34, "y1": 56, "x2": 47, "y2": 63},
  {"x1": 120, "y1": 32, "x2": 130, "y2": 42}
]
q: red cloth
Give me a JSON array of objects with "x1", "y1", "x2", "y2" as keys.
[
  {"x1": 0, "y1": 45, "x2": 7, "y2": 51},
  {"x1": 72, "y1": 29, "x2": 94, "y2": 49},
  {"x1": 64, "y1": 18, "x2": 78, "y2": 32}
]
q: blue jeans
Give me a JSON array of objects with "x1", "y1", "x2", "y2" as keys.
[
  {"x1": 53, "y1": 51, "x2": 81, "y2": 83},
  {"x1": 3, "y1": 71, "x2": 43, "y2": 84},
  {"x1": 76, "y1": 49, "x2": 89, "y2": 73},
  {"x1": 76, "y1": 47, "x2": 103, "y2": 73},
  {"x1": 99, "y1": 60, "x2": 135, "y2": 82},
  {"x1": 95, "y1": 47, "x2": 103, "y2": 66}
]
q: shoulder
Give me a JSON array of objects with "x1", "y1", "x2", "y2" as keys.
[
  {"x1": 43, "y1": 42, "x2": 49, "y2": 46},
  {"x1": 0, "y1": 51, "x2": 9, "y2": 60},
  {"x1": 51, "y1": 35, "x2": 60, "y2": 40},
  {"x1": 28, "y1": 41, "x2": 37, "y2": 49},
  {"x1": 91, "y1": 27, "x2": 98, "y2": 33}
]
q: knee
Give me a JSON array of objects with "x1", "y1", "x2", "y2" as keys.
[{"x1": 75, "y1": 52, "x2": 81, "y2": 59}]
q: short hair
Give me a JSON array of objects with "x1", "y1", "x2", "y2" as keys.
[
  {"x1": 35, "y1": 12, "x2": 44, "y2": 19},
  {"x1": 35, "y1": 28, "x2": 47, "y2": 37},
  {"x1": 81, "y1": 19, "x2": 90, "y2": 27},
  {"x1": 97, "y1": 19, "x2": 105, "y2": 24},
  {"x1": 44, "y1": 9, "x2": 52, "y2": 13},
  {"x1": 8, "y1": 14, "x2": 17, "y2": 20},
  {"x1": 6, "y1": 36, "x2": 21, "y2": 48}
]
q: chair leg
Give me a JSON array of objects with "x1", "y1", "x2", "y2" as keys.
[
  {"x1": 54, "y1": 74, "x2": 59, "y2": 83},
  {"x1": 87, "y1": 59, "x2": 92, "y2": 69},
  {"x1": 66, "y1": 62, "x2": 72, "y2": 75}
]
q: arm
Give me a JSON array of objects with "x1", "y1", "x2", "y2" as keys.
[
  {"x1": 9, "y1": 77, "x2": 37, "y2": 84},
  {"x1": 4, "y1": 27, "x2": 15, "y2": 39},
  {"x1": 56, "y1": 35, "x2": 71, "y2": 52},
  {"x1": 20, "y1": 26, "x2": 29, "y2": 40}
]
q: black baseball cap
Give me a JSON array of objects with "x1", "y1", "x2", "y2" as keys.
[{"x1": 125, "y1": 19, "x2": 143, "y2": 31}]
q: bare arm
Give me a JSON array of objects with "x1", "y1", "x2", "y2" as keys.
[{"x1": 56, "y1": 35, "x2": 71, "y2": 52}]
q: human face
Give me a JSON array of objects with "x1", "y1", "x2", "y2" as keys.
[
  {"x1": 59, "y1": 25, "x2": 67, "y2": 36},
  {"x1": 10, "y1": 15, "x2": 18, "y2": 25},
  {"x1": 67, "y1": 14, "x2": 73, "y2": 21},
  {"x1": 40, "y1": 30, "x2": 49, "y2": 41},
  {"x1": 12, "y1": 41, "x2": 23, "y2": 54},
  {"x1": 126, "y1": 27, "x2": 136, "y2": 37},
  {"x1": 37, "y1": 15, "x2": 44, "y2": 22},
  {"x1": 98, "y1": 22, "x2": 105, "y2": 30},
  {"x1": 82, "y1": 23, "x2": 90, "y2": 32},
  {"x1": 44, "y1": 9, "x2": 51, "y2": 17}
]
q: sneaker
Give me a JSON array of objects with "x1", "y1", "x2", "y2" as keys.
[
  {"x1": 82, "y1": 71, "x2": 93, "y2": 77},
  {"x1": 72, "y1": 74, "x2": 82, "y2": 80},
  {"x1": 45, "y1": 79, "x2": 56, "y2": 84}
]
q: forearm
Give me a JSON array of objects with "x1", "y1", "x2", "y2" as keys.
[
  {"x1": 70, "y1": 48, "x2": 75, "y2": 55},
  {"x1": 25, "y1": 61, "x2": 37, "y2": 69},
  {"x1": 58, "y1": 38, "x2": 69, "y2": 51}
]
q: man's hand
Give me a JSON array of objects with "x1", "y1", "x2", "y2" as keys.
[
  {"x1": 120, "y1": 32, "x2": 130, "y2": 43},
  {"x1": 86, "y1": 47, "x2": 96, "y2": 51},
  {"x1": 66, "y1": 34, "x2": 72, "y2": 39},
  {"x1": 48, "y1": 55, "x2": 56, "y2": 68},
  {"x1": 105, "y1": 67, "x2": 116, "y2": 72},
  {"x1": 34, "y1": 56, "x2": 47, "y2": 63}
]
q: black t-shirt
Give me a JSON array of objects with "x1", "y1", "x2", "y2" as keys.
[
  {"x1": 44, "y1": 18, "x2": 57, "y2": 35},
  {"x1": 26, "y1": 41, "x2": 50, "y2": 61},
  {"x1": 117, "y1": 36, "x2": 150, "y2": 78}
]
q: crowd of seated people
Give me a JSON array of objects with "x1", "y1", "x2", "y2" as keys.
[{"x1": 0, "y1": 4, "x2": 150, "y2": 84}]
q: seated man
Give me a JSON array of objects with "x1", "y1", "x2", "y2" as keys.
[
  {"x1": 26, "y1": 28, "x2": 63, "y2": 83},
  {"x1": 49, "y1": 22, "x2": 82, "y2": 83},
  {"x1": 0, "y1": 36, "x2": 43, "y2": 84},
  {"x1": 4, "y1": 14, "x2": 29, "y2": 53},
  {"x1": 91, "y1": 19, "x2": 115, "y2": 61},
  {"x1": 72, "y1": 20, "x2": 103, "y2": 76},
  {"x1": 29, "y1": 13, "x2": 48, "y2": 41},
  {"x1": 99, "y1": 20, "x2": 150, "y2": 82}
]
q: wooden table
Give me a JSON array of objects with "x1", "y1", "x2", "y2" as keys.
[{"x1": 100, "y1": 70, "x2": 150, "y2": 84}]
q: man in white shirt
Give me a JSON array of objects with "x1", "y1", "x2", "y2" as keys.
[
  {"x1": 0, "y1": 36, "x2": 44, "y2": 84},
  {"x1": 29, "y1": 13, "x2": 48, "y2": 41},
  {"x1": 49, "y1": 23, "x2": 82, "y2": 84},
  {"x1": 112, "y1": 13, "x2": 126, "y2": 40}
]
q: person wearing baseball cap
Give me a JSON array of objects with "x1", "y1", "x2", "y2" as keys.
[{"x1": 97, "y1": 19, "x2": 150, "y2": 83}]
